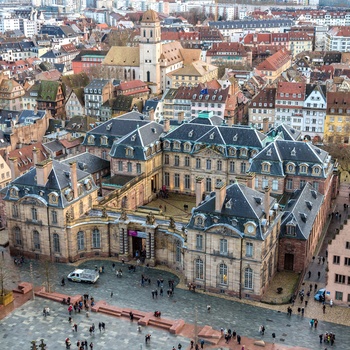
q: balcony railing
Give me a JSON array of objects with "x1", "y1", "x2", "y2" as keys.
[{"x1": 212, "y1": 250, "x2": 233, "y2": 258}]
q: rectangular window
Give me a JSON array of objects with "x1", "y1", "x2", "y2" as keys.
[
  {"x1": 347, "y1": 241, "x2": 350, "y2": 249},
  {"x1": 313, "y1": 181, "x2": 319, "y2": 191},
  {"x1": 246, "y1": 242, "x2": 253, "y2": 257},
  {"x1": 164, "y1": 172, "x2": 169, "y2": 187},
  {"x1": 206, "y1": 159, "x2": 211, "y2": 170},
  {"x1": 196, "y1": 234, "x2": 203, "y2": 250},
  {"x1": 185, "y1": 156, "x2": 190, "y2": 167},
  {"x1": 118, "y1": 161, "x2": 123, "y2": 171},
  {"x1": 333, "y1": 255, "x2": 340, "y2": 264},
  {"x1": 12, "y1": 204, "x2": 18, "y2": 218},
  {"x1": 174, "y1": 173, "x2": 180, "y2": 188},
  {"x1": 196, "y1": 158, "x2": 201, "y2": 169},
  {"x1": 229, "y1": 161, "x2": 235, "y2": 173},
  {"x1": 345, "y1": 257, "x2": 350, "y2": 266},
  {"x1": 184, "y1": 174, "x2": 190, "y2": 189},
  {"x1": 164, "y1": 154, "x2": 169, "y2": 165},
  {"x1": 136, "y1": 163, "x2": 141, "y2": 174},
  {"x1": 52, "y1": 210, "x2": 57, "y2": 224},
  {"x1": 206, "y1": 177, "x2": 212, "y2": 192},
  {"x1": 127, "y1": 162, "x2": 132, "y2": 172},
  {"x1": 240, "y1": 162, "x2": 246, "y2": 174},
  {"x1": 286, "y1": 179, "x2": 293, "y2": 190},
  {"x1": 335, "y1": 291, "x2": 343, "y2": 301},
  {"x1": 174, "y1": 155, "x2": 180, "y2": 166},
  {"x1": 272, "y1": 180, "x2": 278, "y2": 191},
  {"x1": 299, "y1": 180, "x2": 306, "y2": 189},
  {"x1": 220, "y1": 239, "x2": 228, "y2": 255},
  {"x1": 335, "y1": 274, "x2": 346, "y2": 284}
]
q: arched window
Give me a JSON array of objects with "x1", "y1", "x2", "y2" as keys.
[
  {"x1": 176, "y1": 240, "x2": 181, "y2": 263},
  {"x1": 92, "y1": 228, "x2": 100, "y2": 249},
  {"x1": 14, "y1": 227, "x2": 22, "y2": 246},
  {"x1": 33, "y1": 230, "x2": 40, "y2": 250},
  {"x1": 53, "y1": 233, "x2": 60, "y2": 253},
  {"x1": 77, "y1": 231, "x2": 85, "y2": 251},
  {"x1": 219, "y1": 263, "x2": 228, "y2": 284},
  {"x1": 147, "y1": 71, "x2": 150, "y2": 83},
  {"x1": 195, "y1": 258, "x2": 204, "y2": 280},
  {"x1": 244, "y1": 267, "x2": 253, "y2": 289}
]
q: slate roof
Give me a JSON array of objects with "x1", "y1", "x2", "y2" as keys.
[
  {"x1": 44, "y1": 140, "x2": 65, "y2": 154},
  {"x1": 82, "y1": 112, "x2": 157, "y2": 148},
  {"x1": 267, "y1": 124, "x2": 302, "y2": 141},
  {"x1": 280, "y1": 182, "x2": 324, "y2": 240},
  {"x1": 109, "y1": 122, "x2": 163, "y2": 160},
  {"x1": 163, "y1": 122, "x2": 266, "y2": 153},
  {"x1": 188, "y1": 182, "x2": 277, "y2": 241},
  {"x1": 18, "y1": 110, "x2": 46, "y2": 125},
  {"x1": 85, "y1": 79, "x2": 110, "y2": 90},
  {"x1": 209, "y1": 19, "x2": 294, "y2": 30},
  {"x1": 249, "y1": 140, "x2": 330, "y2": 178},
  {"x1": 4, "y1": 159, "x2": 97, "y2": 209},
  {"x1": 62, "y1": 152, "x2": 110, "y2": 174}
]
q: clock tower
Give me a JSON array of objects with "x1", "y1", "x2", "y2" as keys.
[{"x1": 139, "y1": 10, "x2": 162, "y2": 94}]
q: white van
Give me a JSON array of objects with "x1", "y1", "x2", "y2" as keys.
[{"x1": 67, "y1": 269, "x2": 99, "y2": 283}]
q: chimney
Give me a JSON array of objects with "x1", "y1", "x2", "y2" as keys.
[
  {"x1": 195, "y1": 176, "x2": 205, "y2": 206},
  {"x1": 149, "y1": 108, "x2": 155, "y2": 121},
  {"x1": 264, "y1": 186, "x2": 271, "y2": 224},
  {"x1": 34, "y1": 104, "x2": 38, "y2": 115},
  {"x1": 246, "y1": 173, "x2": 255, "y2": 189},
  {"x1": 163, "y1": 118, "x2": 170, "y2": 133},
  {"x1": 70, "y1": 162, "x2": 78, "y2": 199},
  {"x1": 215, "y1": 181, "x2": 226, "y2": 212},
  {"x1": 36, "y1": 159, "x2": 53, "y2": 186},
  {"x1": 32, "y1": 147, "x2": 38, "y2": 165},
  {"x1": 178, "y1": 111, "x2": 184, "y2": 124},
  {"x1": 227, "y1": 116, "x2": 233, "y2": 127},
  {"x1": 263, "y1": 117, "x2": 269, "y2": 133},
  {"x1": 9, "y1": 157, "x2": 19, "y2": 180}
]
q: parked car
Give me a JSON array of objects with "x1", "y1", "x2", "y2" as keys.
[
  {"x1": 67, "y1": 269, "x2": 99, "y2": 283},
  {"x1": 314, "y1": 288, "x2": 326, "y2": 302}
]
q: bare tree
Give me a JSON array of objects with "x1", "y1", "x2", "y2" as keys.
[
  {"x1": 0, "y1": 257, "x2": 11, "y2": 297},
  {"x1": 40, "y1": 260, "x2": 57, "y2": 293}
]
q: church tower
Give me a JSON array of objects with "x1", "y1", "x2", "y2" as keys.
[{"x1": 139, "y1": 10, "x2": 162, "y2": 94}]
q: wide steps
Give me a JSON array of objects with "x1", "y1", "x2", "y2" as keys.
[{"x1": 198, "y1": 325, "x2": 222, "y2": 345}]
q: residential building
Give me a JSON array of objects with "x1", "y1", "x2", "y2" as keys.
[
  {"x1": 36, "y1": 81, "x2": 65, "y2": 119},
  {"x1": 325, "y1": 27, "x2": 350, "y2": 52},
  {"x1": 327, "y1": 223, "x2": 350, "y2": 306},
  {"x1": 0, "y1": 155, "x2": 11, "y2": 189},
  {"x1": 72, "y1": 50, "x2": 108, "y2": 75},
  {"x1": 275, "y1": 82, "x2": 306, "y2": 130},
  {"x1": 0, "y1": 77, "x2": 25, "y2": 111},
  {"x1": 185, "y1": 181, "x2": 282, "y2": 300},
  {"x1": 84, "y1": 79, "x2": 113, "y2": 119},
  {"x1": 65, "y1": 89, "x2": 85, "y2": 120},
  {"x1": 302, "y1": 84, "x2": 327, "y2": 141},
  {"x1": 324, "y1": 91, "x2": 350, "y2": 144},
  {"x1": 248, "y1": 88, "x2": 276, "y2": 130},
  {"x1": 255, "y1": 49, "x2": 292, "y2": 84}
]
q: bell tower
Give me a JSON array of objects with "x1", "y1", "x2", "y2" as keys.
[{"x1": 139, "y1": 10, "x2": 162, "y2": 94}]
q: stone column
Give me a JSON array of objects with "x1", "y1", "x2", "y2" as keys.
[
  {"x1": 150, "y1": 231, "x2": 155, "y2": 259},
  {"x1": 146, "y1": 232, "x2": 151, "y2": 259},
  {"x1": 124, "y1": 228, "x2": 129, "y2": 255},
  {"x1": 119, "y1": 228, "x2": 125, "y2": 254}
]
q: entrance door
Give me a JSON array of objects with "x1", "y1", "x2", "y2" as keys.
[
  {"x1": 132, "y1": 237, "x2": 144, "y2": 258},
  {"x1": 284, "y1": 253, "x2": 294, "y2": 271}
]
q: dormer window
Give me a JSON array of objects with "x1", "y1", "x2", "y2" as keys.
[
  {"x1": 88, "y1": 135, "x2": 95, "y2": 145},
  {"x1": 312, "y1": 165, "x2": 321, "y2": 176},
  {"x1": 164, "y1": 140, "x2": 170, "y2": 149},
  {"x1": 84, "y1": 179, "x2": 92, "y2": 191},
  {"x1": 173, "y1": 141, "x2": 181, "y2": 150},
  {"x1": 240, "y1": 148, "x2": 247, "y2": 157},
  {"x1": 49, "y1": 191, "x2": 59, "y2": 205},
  {"x1": 195, "y1": 215, "x2": 205, "y2": 227},
  {"x1": 184, "y1": 142, "x2": 191, "y2": 152},
  {"x1": 101, "y1": 136, "x2": 108, "y2": 145},
  {"x1": 10, "y1": 186, "x2": 19, "y2": 198},
  {"x1": 126, "y1": 147, "x2": 134, "y2": 157},
  {"x1": 287, "y1": 163, "x2": 295, "y2": 173},
  {"x1": 262, "y1": 162, "x2": 271, "y2": 173},
  {"x1": 299, "y1": 164, "x2": 308, "y2": 173},
  {"x1": 229, "y1": 147, "x2": 236, "y2": 156}
]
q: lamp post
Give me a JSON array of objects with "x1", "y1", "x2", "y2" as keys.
[{"x1": 29, "y1": 262, "x2": 35, "y2": 300}]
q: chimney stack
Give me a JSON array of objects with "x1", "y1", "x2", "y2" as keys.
[
  {"x1": 246, "y1": 173, "x2": 255, "y2": 189},
  {"x1": 32, "y1": 147, "x2": 38, "y2": 166},
  {"x1": 263, "y1": 117, "x2": 269, "y2": 133},
  {"x1": 264, "y1": 186, "x2": 271, "y2": 224},
  {"x1": 149, "y1": 108, "x2": 155, "y2": 121},
  {"x1": 36, "y1": 159, "x2": 53, "y2": 186},
  {"x1": 215, "y1": 181, "x2": 226, "y2": 212},
  {"x1": 227, "y1": 116, "x2": 233, "y2": 127},
  {"x1": 178, "y1": 111, "x2": 184, "y2": 124},
  {"x1": 70, "y1": 162, "x2": 78, "y2": 199},
  {"x1": 9, "y1": 157, "x2": 19, "y2": 180},
  {"x1": 163, "y1": 118, "x2": 170, "y2": 133},
  {"x1": 195, "y1": 176, "x2": 205, "y2": 206}
]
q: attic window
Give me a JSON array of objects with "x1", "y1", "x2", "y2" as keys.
[
  {"x1": 291, "y1": 148, "x2": 296, "y2": 156},
  {"x1": 300, "y1": 213, "x2": 307, "y2": 222},
  {"x1": 254, "y1": 197, "x2": 262, "y2": 205},
  {"x1": 305, "y1": 201, "x2": 312, "y2": 210},
  {"x1": 311, "y1": 190, "x2": 317, "y2": 199},
  {"x1": 286, "y1": 222, "x2": 296, "y2": 236}
]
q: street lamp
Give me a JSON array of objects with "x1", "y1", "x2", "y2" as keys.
[{"x1": 29, "y1": 262, "x2": 35, "y2": 300}]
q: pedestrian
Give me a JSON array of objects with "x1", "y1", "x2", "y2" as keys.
[
  {"x1": 272, "y1": 333, "x2": 276, "y2": 343},
  {"x1": 314, "y1": 283, "x2": 318, "y2": 291},
  {"x1": 322, "y1": 257, "x2": 325, "y2": 264},
  {"x1": 301, "y1": 307, "x2": 305, "y2": 316},
  {"x1": 318, "y1": 271, "x2": 321, "y2": 279},
  {"x1": 200, "y1": 339, "x2": 204, "y2": 349},
  {"x1": 129, "y1": 311, "x2": 134, "y2": 321},
  {"x1": 164, "y1": 205, "x2": 167, "y2": 212},
  {"x1": 237, "y1": 334, "x2": 241, "y2": 344},
  {"x1": 207, "y1": 305, "x2": 211, "y2": 312},
  {"x1": 61, "y1": 277, "x2": 65, "y2": 286},
  {"x1": 319, "y1": 334, "x2": 323, "y2": 343},
  {"x1": 102, "y1": 322, "x2": 105, "y2": 331},
  {"x1": 314, "y1": 319, "x2": 318, "y2": 329},
  {"x1": 190, "y1": 340, "x2": 194, "y2": 349},
  {"x1": 318, "y1": 256, "x2": 321, "y2": 264},
  {"x1": 178, "y1": 344, "x2": 182, "y2": 350},
  {"x1": 323, "y1": 304, "x2": 326, "y2": 314},
  {"x1": 309, "y1": 284, "x2": 312, "y2": 291},
  {"x1": 308, "y1": 271, "x2": 311, "y2": 278},
  {"x1": 330, "y1": 299, "x2": 333, "y2": 307},
  {"x1": 110, "y1": 291, "x2": 113, "y2": 298},
  {"x1": 112, "y1": 262, "x2": 115, "y2": 271},
  {"x1": 261, "y1": 325, "x2": 265, "y2": 335},
  {"x1": 312, "y1": 256, "x2": 315, "y2": 263},
  {"x1": 305, "y1": 300, "x2": 308, "y2": 307},
  {"x1": 98, "y1": 323, "x2": 102, "y2": 332},
  {"x1": 74, "y1": 323, "x2": 78, "y2": 332},
  {"x1": 89, "y1": 343, "x2": 93, "y2": 350}
]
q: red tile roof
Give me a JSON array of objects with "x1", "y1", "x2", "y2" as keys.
[
  {"x1": 276, "y1": 82, "x2": 306, "y2": 101},
  {"x1": 256, "y1": 48, "x2": 291, "y2": 71}
]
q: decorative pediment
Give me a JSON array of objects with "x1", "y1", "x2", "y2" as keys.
[
  {"x1": 205, "y1": 225, "x2": 242, "y2": 238},
  {"x1": 19, "y1": 196, "x2": 45, "y2": 206},
  {"x1": 196, "y1": 146, "x2": 222, "y2": 158}
]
